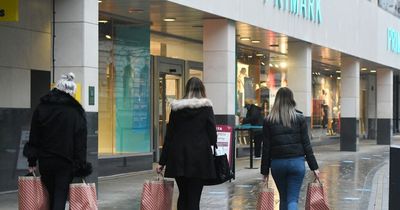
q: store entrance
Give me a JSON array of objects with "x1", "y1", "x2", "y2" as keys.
[{"x1": 153, "y1": 57, "x2": 184, "y2": 161}]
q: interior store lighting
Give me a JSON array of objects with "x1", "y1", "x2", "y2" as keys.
[
  {"x1": 98, "y1": 0, "x2": 102, "y2": 3},
  {"x1": 280, "y1": 62, "x2": 287, "y2": 68},
  {"x1": 274, "y1": 64, "x2": 279, "y2": 68},
  {"x1": 248, "y1": 55, "x2": 253, "y2": 58},
  {"x1": 252, "y1": 40, "x2": 261, "y2": 43},
  {"x1": 337, "y1": 77, "x2": 341, "y2": 80},
  {"x1": 336, "y1": 70, "x2": 341, "y2": 73},
  {"x1": 261, "y1": 62, "x2": 265, "y2": 66},
  {"x1": 256, "y1": 53, "x2": 264, "y2": 57},
  {"x1": 163, "y1": 18, "x2": 176, "y2": 22},
  {"x1": 240, "y1": 37, "x2": 251, "y2": 41},
  {"x1": 370, "y1": 70, "x2": 376, "y2": 73},
  {"x1": 269, "y1": 63, "x2": 273, "y2": 67},
  {"x1": 99, "y1": 20, "x2": 108, "y2": 23},
  {"x1": 361, "y1": 67, "x2": 368, "y2": 71},
  {"x1": 105, "y1": 35, "x2": 112, "y2": 39}
]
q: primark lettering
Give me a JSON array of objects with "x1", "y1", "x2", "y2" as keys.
[
  {"x1": 388, "y1": 28, "x2": 400, "y2": 54},
  {"x1": 264, "y1": 0, "x2": 323, "y2": 24}
]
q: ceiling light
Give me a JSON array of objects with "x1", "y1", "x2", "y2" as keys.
[
  {"x1": 270, "y1": 44, "x2": 279, "y2": 47},
  {"x1": 370, "y1": 70, "x2": 376, "y2": 73},
  {"x1": 105, "y1": 35, "x2": 112, "y2": 39},
  {"x1": 330, "y1": 75, "x2": 333, "y2": 78},
  {"x1": 98, "y1": 20, "x2": 108, "y2": 23},
  {"x1": 256, "y1": 53, "x2": 264, "y2": 57},
  {"x1": 361, "y1": 67, "x2": 368, "y2": 71},
  {"x1": 128, "y1": 8, "x2": 144, "y2": 13},
  {"x1": 261, "y1": 62, "x2": 265, "y2": 66},
  {"x1": 248, "y1": 55, "x2": 253, "y2": 58},
  {"x1": 274, "y1": 64, "x2": 279, "y2": 68},
  {"x1": 98, "y1": 0, "x2": 102, "y2": 3},
  {"x1": 252, "y1": 40, "x2": 261, "y2": 43},
  {"x1": 240, "y1": 37, "x2": 251, "y2": 41},
  {"x1": 269, "y1": 63, "x2": 273, "y2": 67},
  {"x1": 325, "y1": 68, "x2": 330, "y2": 71},
  {"x1": 336, "y1": 70, "x2": 341, "y2": 73},
  {"x1": 280, "y1": 62, "x2": 287, "y2": 68},
  {"x1": 337, "y1": 77, "x2": 341, "y2": 80},
  {"x1": 163, "y1": 18, "x2": 176, "y2": 22}
]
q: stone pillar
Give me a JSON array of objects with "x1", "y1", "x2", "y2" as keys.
[
  {"x1": 287, "y1": 42, "x2": 312, "y2": 128},
  {"x1": 203, "y1": 19, "x2": 236, "y2": 126},
  {"x1": 340, "y1": 57, "x2": 360, "y2": 151},
  {"x1": 377, "y1": 69, "x2": 393, "y2": 145},
  {"x1": 55, "y1": 0, "x2": 98, "y2": 181}
]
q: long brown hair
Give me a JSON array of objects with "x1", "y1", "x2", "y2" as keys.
[
  {"x1": 267, "y1": 87, "x2": 297, "y2": 127},
  {"x1": 183, "y1": 77, "x2": 206, "y2": 99}
]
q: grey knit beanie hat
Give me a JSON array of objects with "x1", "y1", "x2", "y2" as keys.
[{"x1": 56, "y1": 72, "x2": 76, "y2": 96}]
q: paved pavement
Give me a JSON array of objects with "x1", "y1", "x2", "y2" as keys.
[{"x1": 0, "y1": 138, "x2": 397, "y2": 210}]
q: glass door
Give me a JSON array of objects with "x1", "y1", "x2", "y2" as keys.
[{"x1": 158, "y1": 74, "x2": 182, "y2": 150}]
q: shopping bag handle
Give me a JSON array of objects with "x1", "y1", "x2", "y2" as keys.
[
  {"x1": 313, "y1": 177, "x2": 322, "y2": 184},
  {"x1": 157, "y1": 172, "x2": 165, "y2": 181}
]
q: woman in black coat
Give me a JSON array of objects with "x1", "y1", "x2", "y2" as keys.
[
  {"x1": 24, "y1": 73, "x2": 91, "y2": 210},
  {"x1": 157, "y1": 77, "x2": 217, "y2": 210}
]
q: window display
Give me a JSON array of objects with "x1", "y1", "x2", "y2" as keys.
[{"x1": 311, "y1": 68, "x2": 341, "y2": 136}]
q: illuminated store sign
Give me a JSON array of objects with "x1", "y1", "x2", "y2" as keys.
[
  {"x1": 264, "y1": 0, "x2": 322, "y2": 24},
  {"x1": 388, "y1": 28, "x2": 400, "y2": 54}
]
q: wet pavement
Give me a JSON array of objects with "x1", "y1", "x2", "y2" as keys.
[
  {"x1": 97, "y1": 139, "x2": 395, "y2": 210},
  {"x1": 0, "y1": 138, "x2": 397, "y2": 210}
]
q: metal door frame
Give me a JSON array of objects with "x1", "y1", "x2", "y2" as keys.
[{"x1": 152, "y1": 56, "x2": 185, "y2": 162}]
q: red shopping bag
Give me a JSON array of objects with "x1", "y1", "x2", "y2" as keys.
[
  {"x1": 18, "y1": 173, "x2": 49, "y2": 210},
  {"x1": 140, "y1": 174, "x2": 174, "y2": 210},
  {"x1": 69, "y1": 179, "x2": 98, "y2": 210},
  {"x1": 305, "y1": 178, "x2": 330, "y2": 210},
  {"x1": 256, "y1": 182, "x2": 274, "y2": 210}
]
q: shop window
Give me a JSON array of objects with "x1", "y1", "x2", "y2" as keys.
[{"x1": 99, "y1": 18, "x2": 151, "y2": 155}]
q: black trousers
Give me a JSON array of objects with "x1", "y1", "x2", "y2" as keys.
[
  {"x1": 254, "y1": 133, "x2": 264, "y2": 157},
  {"x1": 175, "y1": 177, "x2": 204, "y2": 210},
  {"x1": 39, "y1": 158, "x2": 73, "y2": 210}
]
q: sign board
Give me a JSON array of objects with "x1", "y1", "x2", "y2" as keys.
[
  {"x1": 216, "y1": 125, "x2": 233, "y2": 166},
  {"x1": 0, "y1": 0, "x2": 19, "y2": 21}
]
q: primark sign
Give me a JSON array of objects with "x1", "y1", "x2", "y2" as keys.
[
  {"x1": 264, "y1": 0, "x2": 323, "y2": 24},
  {"x1": 388, "y1": 28, "x2": 400, "y2": 54}
]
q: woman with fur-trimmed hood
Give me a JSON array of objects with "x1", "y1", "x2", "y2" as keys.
[
  {"x1": 23, "y1": 73, "x2": 92, "y2": 210},
  {"x1": 157, "y1": 77, "x2": 217, "y2": 210}
]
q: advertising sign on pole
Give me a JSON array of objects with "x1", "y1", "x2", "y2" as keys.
[{"x1": 216, "y1": 125, "x2": 233, "y2": 166}]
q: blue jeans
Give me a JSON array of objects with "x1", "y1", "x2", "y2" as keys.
[{"x1": 271, "y1": 156, "x2": 305, "y2": 210}]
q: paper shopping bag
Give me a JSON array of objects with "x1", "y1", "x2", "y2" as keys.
[
  {"x1": 18, "y1": 173, "x2": 49, "y2": 210},
  {"x1": 140, "y1": 175, "x2": 174, "y2": 210},
  {"x1": 305, "y1": 179, "x2": 330, "y2": 210},
  {"x1": 69, "y1": 179, "x2": 98, "y2": 210},
  {"x1": 256, "y1": 182, "x2": 274, "y2": 210}
]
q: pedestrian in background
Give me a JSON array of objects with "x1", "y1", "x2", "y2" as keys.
[
  {"x1": 23, "y1": 73, "x2": 92, "y2": 210},
  {"x1": 241, "y1": 98, "x2": 264, "y2": 158},
  {"x1": 157, "y1": 77, "x2": 217, "y2": 210},
  {"x1": 261, "y1": 87, "x2": 320, "y2": 210}
]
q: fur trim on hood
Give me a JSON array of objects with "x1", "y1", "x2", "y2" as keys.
[{"x1": 170, "y1": 98, "x2": 213, "y2": 111}]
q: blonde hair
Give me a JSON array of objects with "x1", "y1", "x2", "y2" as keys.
[{"x1": 267, "y1": 87, "x2": 298, "y2": 127}]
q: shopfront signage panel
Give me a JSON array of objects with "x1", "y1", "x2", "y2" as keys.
[
  {"x1": 0, "y1": 0, "x2": 19, "y2": 21},
  {"x1": 264, "y1": 0, "x2": 322, "y2": 24},
  {"x1": 388, "y1": 27, "x2": 400, "y2": 54}
]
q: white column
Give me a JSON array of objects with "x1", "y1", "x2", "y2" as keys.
[
  {"x1": 340, "y1": 56, "x2": 360, "y2": 151},
  {"x1": 55, "y1": 0, "x2": 98, "y2": 112},
  {"x1": 287, "y1": 42, "x2": 312, "y2": 118},
  {"x1": 377, "y1": 69, "x2": 393, "y2": 145},
  {"x1": 203, "y1": 19, "x2": 236, "y2": 125}
]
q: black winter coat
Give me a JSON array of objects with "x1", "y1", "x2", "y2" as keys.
[
  {"x1": 242, "y1": 104, "x2": 263, "y2": 126},
  {"x1": 159, "y1": 98, "x2": 217, "y2": 179},
  {"x1": 261, "y1": 112, "x2": 319, "y2": 175},
  {"x1": 24, "y1": 89, "x2": 89, "y2": 176}
]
